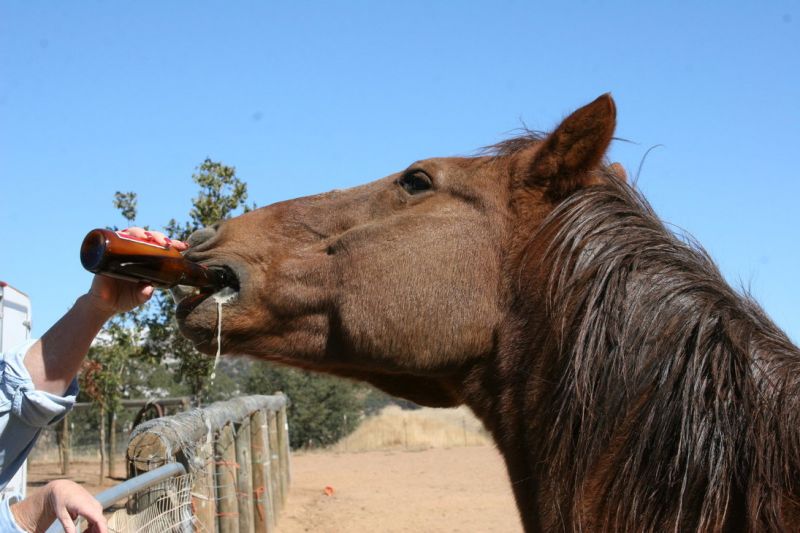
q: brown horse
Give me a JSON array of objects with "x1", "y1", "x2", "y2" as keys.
[{"x1": 177, "y1": 95, "x2": 800, "y2": 531}]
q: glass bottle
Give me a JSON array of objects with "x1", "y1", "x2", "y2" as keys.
[{"x1": 80, "y1": 228, "x2": 230, "y2": 288}]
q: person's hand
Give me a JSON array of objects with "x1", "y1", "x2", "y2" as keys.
[
  {"x1": 85, "y1": 227, "x2": 189, "y2": 316},
  {"x1": 118, "y1": 227, "x2": 189, "y2": 252},
  {"x1": 10, "y1": 479, "x2": 107, "y2": 533}
]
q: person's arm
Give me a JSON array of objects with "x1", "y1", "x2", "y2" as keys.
[
  {"x1": 22, "y1": 228, "x2": 187, "y2": 395},
  {"x1": 0, "y1": 228, "x2": 186, "y2": 533},
  {"x1": 22, "y1": 277, "x2": 150, "y2": 396}
]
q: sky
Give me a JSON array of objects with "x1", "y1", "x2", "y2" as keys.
[{"x1": 1, "y1": 1, "x2": 798, "y2": 343}]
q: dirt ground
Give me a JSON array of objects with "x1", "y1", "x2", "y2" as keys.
[
  {"x1": 27, "y1": 446, "x2": 522, "y2": 533},
  {"x1": 278, "y1": 445, "x2": 523, "y2": 533},
  {"x1": 27, "y1": 460, "x2": 122, "y2": 495}
]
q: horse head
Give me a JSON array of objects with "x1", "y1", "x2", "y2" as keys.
[
  {"x1": 175, "y1": 94, "x2": 800, "y2": 530},
  {"x1": 176, "y1": 94, "x2": 620, "y2": 407}
]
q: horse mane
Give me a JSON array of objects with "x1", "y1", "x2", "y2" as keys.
[
  {"x1": 482, "y1": 129, "x2": 547, "y2": 157},
  {"x1": 519, "y1": 172, "x2": 800, "y2": 530}
]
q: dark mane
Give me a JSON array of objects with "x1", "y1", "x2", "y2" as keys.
[
  {"x1": 522, "y1": 175, "x2": 800, "y2": 530},
  {"x1": 195, "y1": 93, "x2": 800, "y2": 531}
]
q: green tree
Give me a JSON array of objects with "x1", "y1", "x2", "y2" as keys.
[
  {"x1": 142, "y1": 158, "x2": 251, "y2": 401},
  {"x1": 80, "y1": 191, "x2": 149, "y2": 481},
  {"x1": 113, "y1": 191, "x2": 138, "y2": 222},
  {"x1": 245, "y1": 363, "x2": 362, "y2": 449},
  {"x1": 105, "y1": 158, "x2": 365, "y2": 450}
]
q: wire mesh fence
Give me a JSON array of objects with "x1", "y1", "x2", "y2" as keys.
[
  {"x1": 123, "y1": 394, "x2": 290, "y2": 533},
  {"x1": 29, "y1": 398, "x2": 191, "y2": 479},
  {"x1": 107, "y1": 473, "x2": 195, "y2": 533},
  {"x1": 37, "y1": 394, "x2": 289, "y2": 533}
]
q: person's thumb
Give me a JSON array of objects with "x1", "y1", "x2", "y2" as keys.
[{"x1": 137, "y1": 283, "x2": 155, "y2": 304}]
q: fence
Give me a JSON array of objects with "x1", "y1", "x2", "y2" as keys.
[
  {"x1": 45, "y1": 462, "x2": 189, "y2": 533},
  {"x1": 29, "y1": 397, "x2": 191, "y2": 480},
  {"x1": 121, "y1": 393, "x2": 291, "y2": 533}
]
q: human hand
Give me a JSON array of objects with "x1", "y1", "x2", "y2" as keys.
[
  {"x1": 118, "y1": 227, "x2": 189, "y2": 252},
  {"x1": 85, "y1": 227, "x2": 189, "y2": 315},
  {"x1": 10, "y1": 479, "x2": 107, "y2": 533}
]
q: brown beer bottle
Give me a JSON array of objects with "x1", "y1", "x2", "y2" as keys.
[{"x1": 80, "y1": 228, "x2": 230, "y2": 288}]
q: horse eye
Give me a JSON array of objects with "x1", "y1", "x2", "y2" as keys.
[{"x1": 399, "y1": 172, "x2": 433, "y2": 195}]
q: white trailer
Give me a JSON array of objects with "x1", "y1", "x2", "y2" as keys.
[
  {"x1": 1, "y1": 282, "x2": 32, "y2": 353},
  {"x1": 0, "y1": 281, "x2": 32, "y2": 497}
]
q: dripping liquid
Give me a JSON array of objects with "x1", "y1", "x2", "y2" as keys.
[
  {"x1": 210, "y1": 287, "x2": 237, "y2": 382},
  {"x1": 170, "y1": 285, "x2": 237, "y2": 385}
]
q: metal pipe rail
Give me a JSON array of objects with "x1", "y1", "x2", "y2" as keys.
[
  {"x1": 44, "y1": 462, "x2": 187, "y2": 533},
  {"x1": 127, "y1": 393, "x2": 291, "y2": 533},
  {"x1": 44, "y1": 394, "x2": 290, "y2": 533}
]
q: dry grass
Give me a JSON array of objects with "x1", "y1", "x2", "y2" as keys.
[{"x1": 331, "y1": 405, "x2": 491, "y2": 452}]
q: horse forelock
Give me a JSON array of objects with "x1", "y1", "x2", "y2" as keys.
[
  {"x1": 516, "y1": 173, "x2": 800, "y2": 530},
  {"x1": 480, "y1": 129, "x2": 547, "y2": 157}
]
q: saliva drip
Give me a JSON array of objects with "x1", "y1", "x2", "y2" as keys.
[
  {"x1": 169, "y1": 285, "x2": 236, "y2": 384},
  {"x1": 210, "y1": 287, "x2": 237, "y2": 382}
]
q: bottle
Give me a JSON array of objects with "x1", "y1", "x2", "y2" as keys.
[{"x1": 80, "y1": 228, "x2": 230, "y2": 288}]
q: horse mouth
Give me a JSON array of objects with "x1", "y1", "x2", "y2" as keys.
[{"x1": 174, "y1": 265, "x2": 242, "y2": 347}]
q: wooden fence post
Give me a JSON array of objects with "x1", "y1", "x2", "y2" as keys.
[
  {"x1": 59, "y1": 415, "x2": 71, "y2": 476},
  {"x1": 98, "y1": 405, "x2": 106, "y2": 485},
  {"x1": 125, "y1": 428, "x2": 172, "y2": 513},
  {"x1": 250, "y1": 409, "x2": 275, "y2": 533},
  {"x1": 235, "y1": 416, "x2": 255, "y2": 533},
  {"x1": 109, "y1": 410, "x2": 117, "y2": 478},
  {"x1": 125, "y1": 395, "x2": 289, "y2": 532},
  {"x1": 192, "y1": 436, "x2": 217, "y2": 532},
  {"x1": 277, "y1": 403, "x2": 291, "y2": 499},
  {"x1": 267, "y1": 411, "x2": 282, "y2": 512},
  {"x1": 215, "y1": 423, "x2": 239, "y2": 533}
]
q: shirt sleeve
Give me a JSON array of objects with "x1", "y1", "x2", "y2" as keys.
[
  {"x1": 1, "y1": 339, "x2": 79, "y2": 428},
  {"x1": 0, "y1": 494, "x2": 28, "y2": 532},
  {"x1": 0, "y1": 339, "x2": 80, "y2": 491}
]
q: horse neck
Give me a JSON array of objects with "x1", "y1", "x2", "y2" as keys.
[{"x1": 466, "y1": 183, "x2": 800, "y2": 531}]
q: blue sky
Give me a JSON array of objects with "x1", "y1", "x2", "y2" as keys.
[{"x1": 1, "y1": 1, "x2": 798, "y2": 342}]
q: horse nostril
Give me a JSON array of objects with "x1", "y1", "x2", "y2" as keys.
[{"x1": 187, "y1": 226, "x2": 217, "y2": 249}]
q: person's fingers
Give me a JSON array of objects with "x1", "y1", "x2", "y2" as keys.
[
  {"x1": 145, "y1": 230, "x2": 170, "y2": 246},
  {"x1": 136, "y1": 283, "x2": 155, "y2": 305},
  {"x1": 171, "y1": 239, "x2": 189, "y2": 251},
  {"x1": 121, "y1": 227, "x2": 185, "y2": 250},
  {"x1": 56, "y1": 507, "x2": 77, "y2": 533},
  {"x1": 79, "y1": 501, "x2": 108, "y2": 533},
  {"x1": 122, "y1": 227, "x2": 147, "y2": 239}
]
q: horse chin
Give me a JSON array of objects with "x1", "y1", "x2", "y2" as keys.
[
  {"x1": 175, "y1": 286, "x2": 240, "y2": 354},
  {"x1": 174, "y1": 262, "x2": 246, "y2": 352}
]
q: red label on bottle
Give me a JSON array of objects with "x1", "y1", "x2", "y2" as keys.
[{"x1": 115, "y1": 231, "x2": 170, "y2": 250}]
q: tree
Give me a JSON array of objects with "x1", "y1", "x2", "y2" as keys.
[
  {"x1": 80, "y1": 191, "x2": 149, "y2": 481},
  {"x1": 140, "y1": 158, "x2": 251, "y2": 401},
  {"x1": 245, "y1": 363, "x2": 362, "y2": 449},
  {"x1": 106, "y1": 158, "x2": 365, "y2": 449}
]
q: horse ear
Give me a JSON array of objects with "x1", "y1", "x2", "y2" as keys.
[
  {"x1": 523, "y1": 94, "x2": 616, "y2": 198},
  {"x1": 608, "y1": 162, "x2": 627, "y2": 182}
]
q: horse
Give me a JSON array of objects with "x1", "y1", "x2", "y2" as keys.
[{"x1": 176, "y1": 95, "x2": 800, "y2": 531}]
